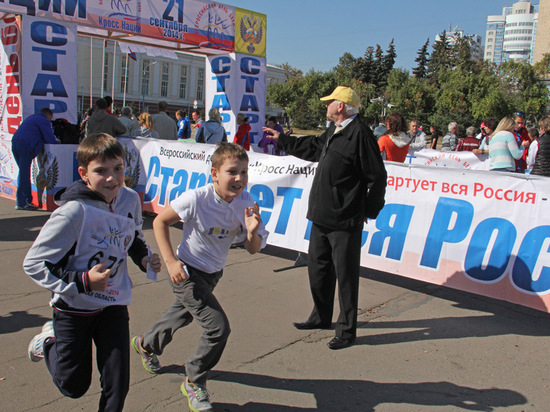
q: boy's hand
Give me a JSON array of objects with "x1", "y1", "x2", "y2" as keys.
[
  {"x1": 167, "y1": 259, "x2": 189, "y2": 284},
  {"x1": 88, "y1": 261, "x2": 112, "y2": 291},
  {"x1": 142, "y1": 254, "x2": 161, "y2": 272},
  {"x1": 245, "y1": 202, "x2": 261, "y2": 234}
]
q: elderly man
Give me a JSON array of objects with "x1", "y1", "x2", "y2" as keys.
[
  {"x1": 441, "y1": 122, "x2": 458, "y2": 151},
  {"x1": 152, "y1": 101, "x2": 178, "y2": 140},
  {"x1": 408, "y1": 120, "x2": 427, "y2": 150},
  {"x1": 263, "y1": 86, "x2": 387, "y2": 350},
  {"x1": 119, "y1": 106, "x2": 139, "y2": 136}
]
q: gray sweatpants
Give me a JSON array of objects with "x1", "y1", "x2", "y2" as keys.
[{"x1": 142, "y1": 265, "x2": 230, "y2": 385}]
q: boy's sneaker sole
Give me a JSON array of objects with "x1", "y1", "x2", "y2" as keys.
[
  {"x1": 131, "y1": 335, "x2": 161, "y2": 374},
  {"x1": 181, "y1": 378, "x2": 213, "y2": 412}
]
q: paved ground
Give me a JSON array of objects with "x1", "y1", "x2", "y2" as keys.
[{"x1": 1, "y1": 194, "x2": 549, "y2": 411}]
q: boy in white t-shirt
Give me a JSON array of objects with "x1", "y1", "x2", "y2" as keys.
[{"x1": 132, "y1": 142, "x2": 268, "y2": 412}]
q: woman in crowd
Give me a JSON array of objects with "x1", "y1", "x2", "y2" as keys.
[
  {"x1": 429, "y1": 125, "x2": 439, "y2": 150},
  {"x1": 531, "y1": 116, "x2": 550, "y2": 177},
  {"x1": 488, "y1": 117, "x2": 528, "y2": 172},
  {"x1": 195, "y1": 108, "x2": 227, "y2": 144},
  {"x1": 134, "y1": 113, "x2": 160, "y2": 139},
  {"x1": 377, "y1": 112, "x2": 410, "y2": 162},
  {"x1": 526, "y1": 127, "x2": 540, "y2": 172},
  {"x1": 234, "y1": 113, "x2": 251, "y2": 150}
]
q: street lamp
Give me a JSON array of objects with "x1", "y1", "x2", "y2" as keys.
[
  {"x1": 370, "y1": 97, "x2": 395, "y2": 117},
  {"x1": 141, "y1": 61, "x2": 157, "y2": 112}
]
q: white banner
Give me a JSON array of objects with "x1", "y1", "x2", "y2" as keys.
[
  {"x1": 0, "y1": 16, "x2": 22, "y2": 140},
  {"x1": 2, "y1": 138, "x2": 549, "y2": 312},
  {"x1": 407, "y1": 148, "x2": 490, "y2": 170},
  {"x1": 206, "y1": 53, "x2": 266, "y2": 145},
  {"x1": 21, "y1": 15, "x2": 77, "y2": 122}
]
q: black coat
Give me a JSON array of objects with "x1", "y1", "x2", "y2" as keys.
[
  {"x1": 531, "y1": 133, "x2": 550, "y2": 177},
  {"x1": 278, "y1": 116, "x2": 387, "y2": 230}
]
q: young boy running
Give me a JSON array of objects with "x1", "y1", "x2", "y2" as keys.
[
  {"x1": 132, "y1": 142, "x2": 268, "y2": 411},
  {"x1": 25, "y1": 133, "x2": 161, "y2": 411}
]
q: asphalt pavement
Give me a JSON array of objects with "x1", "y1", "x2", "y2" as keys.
[{"x1": 1, "y1": 194, "x2": 549, "y2": 411}]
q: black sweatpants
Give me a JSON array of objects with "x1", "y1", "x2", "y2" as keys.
[{"x1": 44, "y1": 305, "x2": 130, "y2": 412}]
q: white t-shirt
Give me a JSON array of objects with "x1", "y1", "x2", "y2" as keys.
[{"x1": 171, "y1": 184, "x2": 268, "y2": 273}]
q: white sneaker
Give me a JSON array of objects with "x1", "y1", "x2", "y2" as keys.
[
  {"x1": 41, "y1": 320, "x2": 54, "y2": 334},
  {"x1": 181, "y1": 378, "x2": 213, "y2": 412},
  {"x1": 28, "y1": 330, "x2": 54, "y2": 362}
]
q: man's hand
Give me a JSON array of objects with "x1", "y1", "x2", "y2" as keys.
[
  {"x1": 262, "y1": 127, "x2": 280, "y2": 140},
  {"x1": 88, "y1": 261, "x2": 112, "y2": 291},
  {"x1": 245, "y1": 202, "x2": 261, "y2": 235},
  {"x1": 142, "y1": 253, "x2": 162, "y2": 273},
  {"x1": 166, "y1": 259, "x2": 189, "y2": 284}
]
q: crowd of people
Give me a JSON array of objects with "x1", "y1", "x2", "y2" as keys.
[
  {"x1": 372, "y1": 111, "x2": 550, "y2": 176},
  {"x1": 11, "y1": 84, "x2": 550, "y2": 412}
]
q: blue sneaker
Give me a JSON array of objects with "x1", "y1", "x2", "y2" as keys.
[
  {"x1": 15, "y1": 203, "x2": 38, "y2": 210},
  {"x1": 181, "y1": 378, "x2": 213, "y2": 412}
]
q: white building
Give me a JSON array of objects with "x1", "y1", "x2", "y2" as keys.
[
  {"x1": 76, "y1": 36, "x2": 286, "y2": 120},
  {"x1": 484, "y1": 1, "x2": 538, "y2": 65},
  {"x1": 435, "y1": 26, "x2": 483, "y2": 61}
]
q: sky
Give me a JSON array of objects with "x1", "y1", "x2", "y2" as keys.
[{"x1": 227, "y1": 0, "x2": 532, "y2": 73}]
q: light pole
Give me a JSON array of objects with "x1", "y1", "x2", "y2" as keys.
[
  {"x1": 140, "y1": 61, "x2": 156, "y2": 112},
  {"x1": 370, "y1": 97, "x2": 395, "y2": 118}
]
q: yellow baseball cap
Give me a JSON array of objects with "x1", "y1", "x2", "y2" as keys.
[{"x1": 320, "y1": 86, "x2": 360, "y2": 108}]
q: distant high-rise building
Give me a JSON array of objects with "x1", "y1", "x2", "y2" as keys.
[
  {"x1": 534, "y1": 0, "x2": 549, "y2": 63},
  {"x1": 484, "y1": 1, "x2": 538, "y2": 65},
  {"x1": 435, "y1": 26, "x2": 483, "y2": 61}
]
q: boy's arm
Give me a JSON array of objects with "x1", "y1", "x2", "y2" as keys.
[
  {"x1": 24, "y1": 203, "x2": 90, "y2": 294},
  {"x1": 243, "y1": 202, "x2": 264, "y2": 254},
  {"x1": 153, "y1": 206, "x2": 188, "y2": 284}
]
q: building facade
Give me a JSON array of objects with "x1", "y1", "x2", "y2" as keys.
[
  {"x1": 76, "y1": 37, "x2": 286, "y2": 120},
  {"x1": 534, "y1": 0, "x2": 550, "y2": 63},
  {"x1": 435, "y1": 26, "x2": 483, "y2": 61},
  {"x1": 484, "y1": 1, "x2": 538, "y2": 65}
]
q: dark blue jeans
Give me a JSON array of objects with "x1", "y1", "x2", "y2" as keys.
[
  {"x1": 11, "y1": 140, "x2": 34, "y2": 207},
  {"x1": 44, "y1": 305, "x2": 130, "y2": 412}
]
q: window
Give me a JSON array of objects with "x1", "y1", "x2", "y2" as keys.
[
  {"x1": 120, "y1": 55, "x2": 129, "y2": 93},
  {"x1": 103, "y1": 52, "x2": 109, "y2": 91},
  {"x1": 141, "y1": 59, "x2": 152, "y2": 96},
  {"x1": 179, "y1": 65, "x2": 188, "y2": 99},
  {"x1": 160, "y1": 62, "x2": 169, "y2": 97},
  {"x1": 196, "y1": 68, "x2": 204, "y2": 101}
]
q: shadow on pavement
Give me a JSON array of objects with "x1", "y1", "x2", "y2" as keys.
[
  {"x1": 0, "y1": 311, "x2": 50, "y2": 334},
  {"x1": 210, "y1": 370, "x2": 528, "y2": 411},
  {"x1": 0, "y1": 213, "x2": 51, "y2": 242}
]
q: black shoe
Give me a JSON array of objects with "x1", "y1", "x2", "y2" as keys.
[
  {"x1": 292, "y1": 320, "x2": 331, "y2": 330},
  {"x1": 327, "y1": 336, "x2": 355, "y2": 350}
]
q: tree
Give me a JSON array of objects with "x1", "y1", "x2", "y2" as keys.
[
  {"x1": 427, "y1": 30, "x2": 452, "y2": 82},
  {"x1": 332, "y1": 52, "x2": 357, "y2": 85},
  {"x1": 353, "y1": 46, "x2": 374, "y2": 84},
  {"x1": 383, "y1": 39, "x2": 397, "y2": 80},
  {"x1": 412, "y1": 38, "x2": 430, "y2": 79}
]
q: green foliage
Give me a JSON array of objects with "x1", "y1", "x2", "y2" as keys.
[
  {"x1": 266, "y1": 41, "x2": 550, "y2": 132},
  {"x1": 413, "y1": 38, "x2": 430, "y2": 79}
]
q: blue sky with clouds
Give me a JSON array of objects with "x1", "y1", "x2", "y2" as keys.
[{"x1": 228, "y1": 0, "x2": 534, "y2": 73}]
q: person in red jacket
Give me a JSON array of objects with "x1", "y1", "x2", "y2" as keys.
[{"x1": 234, "y1": 113, "x2": 251, "y2": 151}]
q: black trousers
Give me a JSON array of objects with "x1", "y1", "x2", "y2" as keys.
[
  {"x1": 307, "y1": 223, "x2": 362, "y2": 340},
  {"x1": 44, "y1": 305, "x2": 130, "y2": 412}
]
